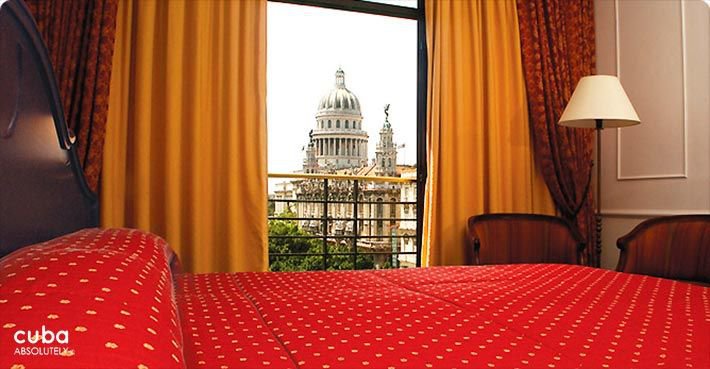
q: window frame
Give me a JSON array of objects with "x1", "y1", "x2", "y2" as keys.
[{"x1": 269, "y1": 0, "x2": 427, "y2": 267}]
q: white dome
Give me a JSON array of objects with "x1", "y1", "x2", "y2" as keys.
[
  {"x1": 317, "y1": 68, "x2": 361, "y2": 114},
  {"x1": 309, "y1": 68, "x2": 369, "y2": 171}
]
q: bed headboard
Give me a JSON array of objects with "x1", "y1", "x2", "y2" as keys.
[{"x1": 0, "y1": 0, "x2": 98, "y2": 258}]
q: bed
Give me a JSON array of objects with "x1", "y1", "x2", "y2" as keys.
[{"x1": 1, "y1": 1, "x2": 708, "y2": 368}]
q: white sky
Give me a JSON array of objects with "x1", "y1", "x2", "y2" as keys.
[{"x1": 266, "y1": 2, "x2": 418, "y2": 176}]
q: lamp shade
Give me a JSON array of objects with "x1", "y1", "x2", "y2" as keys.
[{"x1": 558, "y1": 75, "x2": 640, "y2": 128}]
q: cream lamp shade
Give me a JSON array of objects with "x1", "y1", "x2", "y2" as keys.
[{"x1": 558, "y1": 75, "x2": 640, "y2": 128}]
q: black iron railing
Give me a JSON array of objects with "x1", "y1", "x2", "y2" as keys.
[{"x1": 268, "y1": 173, "x2": 418, "y2": 271}]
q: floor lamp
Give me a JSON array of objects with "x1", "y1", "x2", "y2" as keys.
[{"x1": 558, "y1": 75, "x2": 640, "y2": 265}]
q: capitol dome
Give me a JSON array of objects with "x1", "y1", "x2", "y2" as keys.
[
  {"x1": 317, "y1": 68, "x2": 361, "y2": 115},
  {"x1": 309, "y1": 68, "x2": 369, "y2": 171}
]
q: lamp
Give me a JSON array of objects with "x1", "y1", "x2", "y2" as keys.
[{"x1": 558, "y1": 75, "x2": 640, "y2": 264}]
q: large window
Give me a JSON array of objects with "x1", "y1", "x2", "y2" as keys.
[{"x1": 267, "y1": 0, "x2": 425, "y2": 271}]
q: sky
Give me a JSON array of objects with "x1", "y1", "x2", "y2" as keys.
[{"x1": 266, "y1": 2, "x2": 418, "y2": 176}]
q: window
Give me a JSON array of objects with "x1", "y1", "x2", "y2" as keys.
[{"x1": 267, "y1": 0, "x2": 425, "y2": 271}]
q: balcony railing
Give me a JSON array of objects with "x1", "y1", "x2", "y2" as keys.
[{"x1": 268, "y1": 173, "x2": 418, "y2": 271}]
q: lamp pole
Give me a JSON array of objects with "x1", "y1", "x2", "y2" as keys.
[{"x1": 595, "y1": 119, "x2": 603, "y2": 266}]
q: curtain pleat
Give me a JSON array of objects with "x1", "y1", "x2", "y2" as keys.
[
  {"x1": 102, "y1": 0, "x2": 268, "y2": 273},
  {"x1": 516, "y1": 0, "x2": 598, "y2": 266},
  {"x1": 25, "y1": 0, "x2": 118, "y2": 192},
  {"x1": 422, "y1": 0, "x2": 555, "y2": 267}
]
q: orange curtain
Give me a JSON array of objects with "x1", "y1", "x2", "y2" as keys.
[
  {"x1": 102, "y1": 0, "x2": 268, "y2": 273},
  {"x1": 422, "y1": 0, "x2": 555, "y2": 266},
  {"x1": 25, "y1": 0, "x2": 118, "y2": 192},
  {"x1": 516, "y1": 0, "x2": 598, "y2": 266}
]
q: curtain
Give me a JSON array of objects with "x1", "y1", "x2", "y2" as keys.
[
  {"x1": 25, "y1": 0, "x2": 118, "y2": 192},
  {"x1": 422, "y1": 0, "x2": 555, "y2": 267},
  {"x1": 102, "y1": 0, "x2": 268, "y2": 273},
  {"x1": 516, "y1": 0, "x2": 598, "y2": 266}
]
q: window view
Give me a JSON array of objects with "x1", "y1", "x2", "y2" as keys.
[{"x1": 267, "y1": 2, "x2": 419, "y2": 271}]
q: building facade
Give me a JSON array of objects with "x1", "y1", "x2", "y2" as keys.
[{"x1": 397, "y1": 167, "x2": 417, "y2": 268}]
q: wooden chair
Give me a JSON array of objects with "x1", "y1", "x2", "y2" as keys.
[
  {"x1": 467, "y1": 213, "x2": 585, "y2": 265},
  {"x1": 616, "y1": 215, "x2": 710, "y2": 284}
]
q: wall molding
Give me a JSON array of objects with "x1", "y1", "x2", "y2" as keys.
[
  {"x1": 614, "y1": 0, "x2": 689, "y2": 181},
  {"x1": 601, "y1": 208, "x2": 710, "y2": 218}
]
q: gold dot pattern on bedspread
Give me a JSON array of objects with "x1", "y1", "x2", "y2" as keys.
[
  {"x1": 1, "y1": 228, "x2": 708, "y2": 369},
  {"x1": 0, "y1": 228, "x2": 185, "y2": 369},
  {"x1": 176, "y1": 264, "x2": 709, "y2": 369},
  {"x1": 177, "y1": 273, "x2": 295, "y2": 369}
]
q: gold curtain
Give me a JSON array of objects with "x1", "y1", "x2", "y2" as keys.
[
  {"x1": 102, "y1": 0, "x2": 267, "y2": 273},
  {"x1": 422, "y1": 0, "x2": 555, "y2": 266}
]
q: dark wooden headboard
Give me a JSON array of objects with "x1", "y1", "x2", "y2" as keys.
[{"x1": 0, "y1": 0, "x2": 98, "y2": 258}]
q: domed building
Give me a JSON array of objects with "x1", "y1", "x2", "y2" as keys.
[
  {"x1": 306, "y1": 68, "x2": 369, "y2": 171},
  {"x1": 272, "y1": 68, "x2": 417, "y2": 268}
]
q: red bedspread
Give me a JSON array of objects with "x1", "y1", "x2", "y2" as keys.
[
  {"x1": 177, "y1": 264, "x2": 710, "y2": 369},
  {"x1": 1, "y1": 229, "x2": 185, "y2": 369},
  {"x1": 2, "y1": 229, "x2": 708, "y2": 369}
]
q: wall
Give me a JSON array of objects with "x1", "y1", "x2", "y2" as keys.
[{"x1": 594, "y1": 0, "x2": 710, "y2": 269}]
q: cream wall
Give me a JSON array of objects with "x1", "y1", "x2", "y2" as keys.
[{"x1": 594, "y1": 0, "x2": 710, "y2": 269}]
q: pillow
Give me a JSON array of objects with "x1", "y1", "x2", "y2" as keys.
[{"x1": 0, "y1": 228, "x2": 186, "y2": 369}]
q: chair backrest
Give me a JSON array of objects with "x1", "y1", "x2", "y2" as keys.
[
  {"x1": 467, "y1": 213, "x2": 584, "y2": 265},
  {"x1": 616, "y1": 215, "x2": 710, "y2": 283}
]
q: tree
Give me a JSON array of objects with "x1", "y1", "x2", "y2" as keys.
[
  {"x1": 268, "y1": 210, "x2": 375, "y2": 271},
  {"x1": 268, "y1": 214, "x2": 323, "y2": 271}
]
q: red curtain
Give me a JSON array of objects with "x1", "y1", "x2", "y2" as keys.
[
  {"x1": 25, "y1": 0, "x2": 118, "y2": 193},
  {"x1": 516, "y1": 0, "x2": 598, "y2": 266}
]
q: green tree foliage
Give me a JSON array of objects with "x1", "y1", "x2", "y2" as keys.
[{"x1": 268, "y1": 210, "x2": 377, "y2": 271}]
